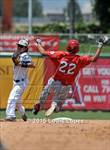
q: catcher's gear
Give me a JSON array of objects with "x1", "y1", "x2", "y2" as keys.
[
  {"x1": 17, "y1": 38, "x2": 29, "y2": 47},
  {"x1": 36, "y1": 38, "x2": 42, "y2": 45},
  {"x1": 97, "y1": 36, "x2": 109, "y2": 49},
  {"x1": 66, "y1": 39, "x2": 80, "y2": 54}
]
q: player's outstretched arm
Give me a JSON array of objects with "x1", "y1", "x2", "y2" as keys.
[
  {"x1": 90, "y1": 36, "x2": 109, "y2": 62},
  {"x1": 35, "y1": 39, "x2": 47, "y2": 55}
]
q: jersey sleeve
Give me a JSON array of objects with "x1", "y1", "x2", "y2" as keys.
[
  {"x1": 45, "y1": 51, "x2": 65, "y2": 59},
  {"x1": 79, "y1": 55, "x2": 91, "y2": 68}
]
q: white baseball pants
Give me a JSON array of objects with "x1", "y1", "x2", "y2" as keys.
[{"x1": 6, "y1": 79, "x2": 28, "y2": 118}]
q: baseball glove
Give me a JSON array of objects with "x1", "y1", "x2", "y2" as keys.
[
  {"x1": 97, "y1": 36, "x2": 109, "y2": 48},
  {"x1": 12, "y1": 53, "x2": 20, "y2": 65}
]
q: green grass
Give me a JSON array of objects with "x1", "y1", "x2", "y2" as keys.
[
  {"x1": 1, "y1": 110, "x2": 110, "y2": 120},
  {"x1": 60, "y1": 41, "x2": 110, "y2": 54}
]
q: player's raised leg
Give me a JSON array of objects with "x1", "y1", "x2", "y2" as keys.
[
  {"x1": 45, "y1": 84, "x2": 71, "y2": 117},
  {"x1": 32, "y1": 78, "x2": 54, "y2": 115},
  {"x1": 45, "y1": 81, "x2": 63, "y2": 116}
]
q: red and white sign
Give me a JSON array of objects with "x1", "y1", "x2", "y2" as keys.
[
  {"x1": 0, "y1": 34, "x2": 60, "y2": 52},
  {"x1": 63, "y1": 58, "x2": 110, "y2": 110}
]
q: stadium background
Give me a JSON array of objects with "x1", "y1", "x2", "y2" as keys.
[
  {"x1": 0, "y1": 1, "x2": 110, "y2": 150},
  {"x1": 0, "y1": 34, "x2": 110, "y2": 111}
]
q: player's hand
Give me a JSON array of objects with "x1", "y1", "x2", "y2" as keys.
[
  {"x1": 36, "y1": 38, "x2": 42, "y2": 45},
  {"x1": 97, "y1": 36, "x2": 109, "y2": 48},
  {"x1": 12, "y1": 54, "x2": 20, "y2": 65}
]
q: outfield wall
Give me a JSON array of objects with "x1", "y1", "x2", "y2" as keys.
[
  {"x1": 0, "y1": 53, "x2": 44, "y2": 109},
  {"x1": 0, "y1": 53, "x2": 110, "y2": 110}
]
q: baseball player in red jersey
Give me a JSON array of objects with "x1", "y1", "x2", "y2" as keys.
[{"x1": 32, "y1": 36, "x2": 109, "y2": 116}]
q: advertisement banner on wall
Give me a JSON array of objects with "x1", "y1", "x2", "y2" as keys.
[
  {"x1": 0, "y1": 56, "x2": 44, "y2": 109},
  {"x1": 62, "y1": 58, "x2": 110, "y2": 110},
  {"x1": 44, "y1": 57, "x2": 110, "y2": 110},
  {"x1": 0, "y1": 34, "x2": 60, "y2": 52}
]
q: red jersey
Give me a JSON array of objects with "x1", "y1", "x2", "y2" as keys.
[{"x1": 45, "y1": 51, "x2": 91, "y2": 85}]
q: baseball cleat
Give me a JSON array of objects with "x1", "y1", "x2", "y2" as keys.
[
  {"x1": 45, "y1": 102, "x2": 57, "y2": 117},
  {"x1": 32, "y1": 103, "x2": 40, "y2": 115},
  {"x1": 5, "y1": 116, "x2": 16, "y2": 122},
  {"x1": 21, "y1": 114, "x2": 27, "y2": 121}
]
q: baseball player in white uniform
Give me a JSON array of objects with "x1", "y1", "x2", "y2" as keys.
[{"x1": 5, "y1": 38, "x2": 35, "y2": 121}]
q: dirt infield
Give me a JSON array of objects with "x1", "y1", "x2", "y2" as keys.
[{"x1": 0, "y1": 120, "x2": 110, "y2": 150}]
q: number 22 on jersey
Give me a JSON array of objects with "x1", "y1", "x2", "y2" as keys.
[{"x1": 59, "y1": 61, "x2": 77, "y2": 74}]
